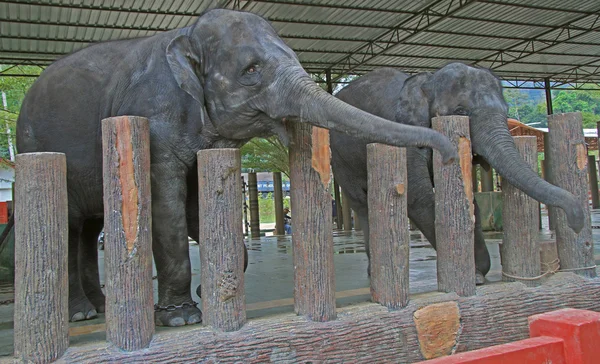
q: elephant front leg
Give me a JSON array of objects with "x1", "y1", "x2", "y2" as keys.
[{"x1": 152, "y1": 165, "x2": 201, "y2": 327}]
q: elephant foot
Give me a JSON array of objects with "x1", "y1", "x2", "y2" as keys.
[
  {"x1": 475, "y1": 269, "x2": 486, "y2": 285},
  {"x1": 69, "y1": 298, "x2": 98, "y2": 322},
  {"x1": 155, "y1": 302, "x2": 202, "y2": 327},
  {"x1": 86, "y1": 292, "x2": 106, "y2": 313}
]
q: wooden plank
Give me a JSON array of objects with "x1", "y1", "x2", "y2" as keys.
[
  {"x1": 501, "y1": 136, "x2": 540, "y2": 286},
  {"x1": 432, "y1": 115, "x2": 476, "y2": 296},
  {"x1": 342, "y1": 190, "x2": 352, "y2": 231},
  {"x1": 14, "y1": 152, "x2": 69, "y2": 362},
  {"x1": 102, "y1": 116, "x2": 154, "y2": 351},
  {"x1": 588, "y1": 155, "x2": 599, "y2": 209},
  {"x1": 547, "y1": 112, "x2": 596, "y2": 278},
  {"x1": 288, "y1": 123, "x2": 335, "y2": 322},
  {"x1": 334, "y1": 180, "x2": 343, "y2": 229},
  {"x1": 197, "y1": 148, "x2": 246, "y2": 332},
  {"x1": 367, "y1": 143, "x2": 409, "y2": 309},
  {"x1": 51, "y1": 273, "x2": 600, "y2": 363}
]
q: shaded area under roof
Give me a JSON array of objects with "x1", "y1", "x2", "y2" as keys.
[{"x1": 1, "y1": 0, "x2": 599, "y2": 87}]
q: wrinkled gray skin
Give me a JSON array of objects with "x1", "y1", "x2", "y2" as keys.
[
  {"x1": 331, "y1": 64, "x2": 584, "y2": 284},
  {"x1": 17, "y1": 10, "x2": 457, "y2": 327}
]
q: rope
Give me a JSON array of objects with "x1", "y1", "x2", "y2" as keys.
[{"x1": 501, "y1": 259, "x2": 597, "y2": 282}]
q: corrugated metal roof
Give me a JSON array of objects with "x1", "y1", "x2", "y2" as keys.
[{"x1": 1, "y1": 0, "x2": 599, "y2": 86}]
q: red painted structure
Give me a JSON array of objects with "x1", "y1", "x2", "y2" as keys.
[{"x1": 419, "y1": 308, "x2": 600, "y2": 364}]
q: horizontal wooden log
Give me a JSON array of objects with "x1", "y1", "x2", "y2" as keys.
[{"x1": 33, "y1": 273, "x2": 600, "y2": 363}]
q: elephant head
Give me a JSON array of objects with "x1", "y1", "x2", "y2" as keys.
[
  {"x1": 396, "y1": 62, "x2": 584, "y2": 233},
  {"x1": 165, "y1": 9, "x2": 456, "y2": 162}
]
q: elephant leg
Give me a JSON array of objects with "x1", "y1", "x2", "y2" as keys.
[
  {"x1": 473, "y1": 199, "x2": 491, "y2": 278},
  {"x1": 152, "y1": 163, "x2": 201, "y2": 327},
  {"x1": 68, "y1": 221, "x2": 98, "y2": 321},
  {"x1": 79, "y1": 218, "x2": 105, "y2": 313}
]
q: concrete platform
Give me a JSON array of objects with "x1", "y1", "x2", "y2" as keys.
[{"x1": 1, "y1": 209, "x2": 599, "y2": 356}]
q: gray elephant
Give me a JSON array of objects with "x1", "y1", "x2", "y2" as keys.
[
  {"x1": 331, "y1": 64, "x2": 584, "y2": 284},
  {"x1": 16, "y1": 9, "x2": 457, "y2": 327}
]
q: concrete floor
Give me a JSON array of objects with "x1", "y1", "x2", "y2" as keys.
[{"x1": 1, "y1": 209, "x2": 599, "y2": 356}]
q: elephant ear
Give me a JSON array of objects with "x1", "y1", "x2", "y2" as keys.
[
  {"x1": 395, "y1": 72, "x2": 433, "y2": 128},
  {"x1": 166, "y1": 35, "x2": 205, "y2": 108}
]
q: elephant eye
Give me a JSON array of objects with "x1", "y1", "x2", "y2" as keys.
[
  {"x1": 454, "y1": 107, "x2": 469, "y2": 116},
  {"x1": 245, "y1": 64, "x2": 259, "y2": 74}
]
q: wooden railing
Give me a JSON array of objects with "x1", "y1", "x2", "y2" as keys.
[{"x1": 10, "y1": 112, "x2": 597, "y2": 362}]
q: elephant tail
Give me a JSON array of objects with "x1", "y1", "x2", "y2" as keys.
[{"x1": 0, "y1": 214, "x2": 14, "y2": 255}]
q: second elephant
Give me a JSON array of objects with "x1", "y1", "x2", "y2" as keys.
[{"x1": 331, "y1": 63, "x2": 584, "y2": 284}]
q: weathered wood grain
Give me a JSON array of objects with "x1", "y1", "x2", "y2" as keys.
[
  {"x1": 334, "y1": 180, "x2": 343, "y2": 229},
  {"x1": 197, "y1": 148, "x2": 246, "y2": 332},
  {"x1": 101, "y1": 116, "x2": 154, "y2": 351},
  {"x1": 14, "y1": 152, "x2": 69, "y2": 363},
  {"x1": 501, "y1": 136, "x2": 540, "y2": 286},
  {"x1": 288, "y1": 123, "x2": 335, "y2": 322},
  {"x1": 367, "y1": 143, "x2": 409, "y2": 309},
  {"x1": 432, "y1": 115, "x2": 476, "y2": 296},
  {"x1": 247, "y1": 172, "x2": 260, "y2": 238},
  {"x1": 547, "y1": 112, "x2": 596, "y2": 278},
  {"x1": 38, "y1": 274, "x2": 600, "y2": 363},
  {"x1": 543, "y1": 133, "x2": 556, "y2": 230}
]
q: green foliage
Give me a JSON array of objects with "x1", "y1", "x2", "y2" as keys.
[
  {"x1": 241, "y1": 137, "x2": 289, "y2": 176},
  {"x1": 0, "y1": 65, "x2": 43, "y2": 159},
  {"x1": 503, "y1": 86, "x2": 600, "y2": 129},
  {"x1": 253, "y1": 192, "x2": 291, "y2": 224}
]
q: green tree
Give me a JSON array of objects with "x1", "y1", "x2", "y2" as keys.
[
  {"x1": 240, "y1": 136, "x2": 289, "y2": 176},
  {"x1": 0, "y1": 65, "x2": 43, "y2": 159},
  {"x1": 552, "y1": 87, "x2": 600, "y2": 128}
]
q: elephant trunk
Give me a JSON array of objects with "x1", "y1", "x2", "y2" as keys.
[
  {"x1": 471, "y1": 111, "x2": 584, "y2": 233},
  {"x1": 277, "y1": 68, "x2": 457, "y2": 164}
]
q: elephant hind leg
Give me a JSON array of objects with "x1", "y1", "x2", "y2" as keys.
[
  {"x1": 69, "y1": 222, "x2": 98, "y2": 321},
  {"x1": 79, "y1": 218, "x2": 106, "y2": 313}
]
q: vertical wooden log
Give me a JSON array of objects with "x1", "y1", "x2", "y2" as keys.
[
  {"x1": 367, "y1": 144, "x2": 409, "y2": 309},
  {"x1": 432, "y1": 115, "x2": 476, "y2": 296},
  {"x1": 472, "y1": 165, "x2": 479, "y2": 193},
  {"x1": 247, "y1": 172, "x2": 260, "y2": 238},
  {"x1": 14, "y1": 152, "x2": 68, "y2": 362},
  {"x1": 102, "y1": 116, "x2": 154, "y2": 351},
  {"x1": 334, "y1": 180, "x2": 343, "y2": 229},
  {"x1": 198, "y1": 149, "x2": 246, "y2": 331},
  {"x1": 501, "y1": 136, "x2": 540, "y2": 286},
  {"x1": 273, "y1": 172, "x2": 285, "y2": 235},
  {"x1": 540, "y1": 240, "x2": 559, "y2": 274},
  {"x1": 342, "y1": 191, "x2": 352, "y2": 232},
  {"x1": 288, "y1": 123, "x2": 336, "y2": 321},
  {"x1": 588, "y1": 155, "x2": 599, "y2": 209},
  {"x1": 481, "y1": 167, "x2": 494, "y2": 192},
  {"x1": 544, "y1": 133, "x2": 556, "y2": 230},
  {"x1": 354, "y1": 211, "x2": 362, "y2": 231},
  {"x1": 547, "y1": 112, "x2": 595, "y2": 278}
]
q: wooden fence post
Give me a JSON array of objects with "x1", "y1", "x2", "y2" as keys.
[
  {"x1": 334, "y1": 180, "x2": 343, "y2": 229},
  {"x1": 501, "y1": 136, "x2": 541, "y2": 286},
  {"x1": 288, "y1": 123, "x2": 336, "y2": 321},
  {"x1": 14, "y1": 152, "x2": 69, "y2": 362},
  {"x1": 481, "y1": 167, "x2": 494, "y2": 192},
  {"x1": 588, "y1": 155, "x2": 599, "y2": 209},
  {"x1": 547, "y1": 112, "x2": 595, "y2": 278},
  {"x1": 367, "y1": 144, "x2": 409, "y2": 309},
  {"x1": 102, "y1": 116, "x2": 154, "y2": 351},
  {"x1": 273, "y1": 172, "x2": 285, "y2": 235},
  {"x1": 247, "y1": 172, "x2": 260, "y2": 238},
  {"x1": 342, "y1": 191, "x2": 352, "y2": 231},
  {"x1": 432, "y1": 115, "x2": 476, "y2": 296},
  {"x1": 198, "y1": 148, "x2": 246, "y2": 331}
]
